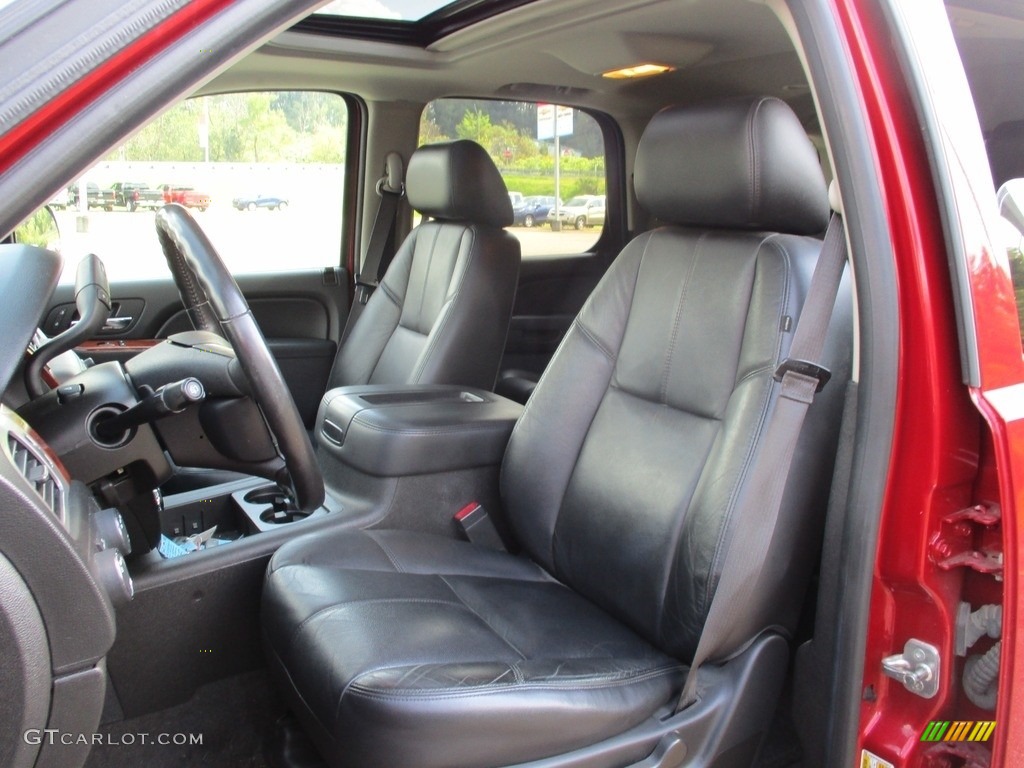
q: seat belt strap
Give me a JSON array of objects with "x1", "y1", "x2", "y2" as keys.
[
  {"x1": 341, "y1": 153, "x2": 404, "y2": 344},
  {"x1": 676, "y1": 210, "x2": 848, "y2": 711}
]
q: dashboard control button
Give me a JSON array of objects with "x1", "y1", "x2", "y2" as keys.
[
  {"x1": 94, "y1": 548, "x2": 134, "y2": 605},
  {"x1": 92, "y1": 508, "x2": 132, "y2": 555},
  {"x1": 56, "y1": 383, "x2": 84, "y2": 403}
]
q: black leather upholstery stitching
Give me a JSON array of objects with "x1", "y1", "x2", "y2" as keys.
[
  {"x1": 346, "y1": 664, "x2": 684, "y2": 701},
  {"x1": 164, "y1": 232, "x2": 214, "y2": 330},
  {"x1": 573, "y1": 319, "x2": 614, "y2": 362},
  {"x1": 502, "y1": 233, "x2": 647, "y2": 457},
  {"x1": 659, "y1": 233, "x2": 704, "y2": 404},
  {"x1": 377, "y1": 280, "x2": 401, "y2": 307},
  {"x1": 547, "y1": 239, "x2": 649, "y2": 575},
  {"x1": 363, "y1": 228, "x2": 423, "y2": 383},
  {"x1": 732, "y1": 363, "x2": 774, "y2": 387},
  {"x1": 605, "y1": 379, "x2": 722, "y2": 425},
  {"x1": 285, "y1": 597, "x2": 461, "y2": 651},
  {"x1": 749, "y1": 98, "x2": 766, "y2": 225},
  {"x1": 413, "y1": 222, "x2": 443, "y2": 332},
  {"x1": 367, "y1": 531, "x2": 405, "y2": 573},
  {"x1": 410, "y1": 224, "x2": 476, "y2": 384},
  {"x1": 349, "y1": 412, "x2": 510, "y2": 436},
  {"x1": 745, "y1": 100, "x2": 758, "y2": 225},
  {"x1": 701, "y1": 234, "x2": 792, "y2": 615},
  {"x1": 439, "y1": 575, "x2": 527, "y2": 660}
]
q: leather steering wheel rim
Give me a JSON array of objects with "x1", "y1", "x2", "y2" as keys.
[{"x1": 155, "y1": 204, "x2": 325, "y2": 512}]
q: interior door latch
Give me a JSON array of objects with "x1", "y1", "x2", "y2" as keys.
[{"x1": 881, "y1": 638, "x2": 940, "y2": 698}]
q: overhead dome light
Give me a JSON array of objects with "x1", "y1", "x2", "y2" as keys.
[{"x1": 602, "y1": 63, "x2": 674, "y2": 79}]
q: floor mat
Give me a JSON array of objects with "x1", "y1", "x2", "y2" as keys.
[{"x1": 84, "y1": 670, "x2": 284, "y2": 768}]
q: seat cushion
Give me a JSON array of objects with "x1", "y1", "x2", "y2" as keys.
[{"x1": 263, "y1": 529, "x2": 684, "y2": 768}]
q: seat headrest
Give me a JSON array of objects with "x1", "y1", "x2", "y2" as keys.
[
  {"x1": 986, "y1": 119, "x2": 1024, "y2": 188},
  {"x1": 635, "y1": 97, "x2": 829, "y2": 235},
  {"x1": 406, "y1": 140, "x2": 513, "y2": 228}
]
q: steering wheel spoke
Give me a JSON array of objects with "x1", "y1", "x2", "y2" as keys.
[{"x1": 155, "y1": 204, "x2": 324, "y2": 512}]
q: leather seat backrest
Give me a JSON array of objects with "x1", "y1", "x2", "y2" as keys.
[
  {"x1": 500, "y1": 98, "x2": 852, "y2": 662},
  {"x1": 329, "y1": 140, "x2": 521, "y2": 390}
]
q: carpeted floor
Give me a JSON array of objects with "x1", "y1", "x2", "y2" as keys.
[{"x1": 84, "y1": 670, "x2": 284, "y2": 768}]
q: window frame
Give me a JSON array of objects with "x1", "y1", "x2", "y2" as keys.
[
  {"x1": 58, "y1": 88, "x2": 360, "y2": 282},
  {"x1": 416, "y1": 96, "x2": 626, "y2": 263}
]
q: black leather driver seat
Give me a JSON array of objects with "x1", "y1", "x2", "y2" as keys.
[
  {"x1": 263, "y1": 98, "x2": 851, "y2": 768},
  {"x1": 328, "y1": 139, "x2": 521, "y2": 391}
]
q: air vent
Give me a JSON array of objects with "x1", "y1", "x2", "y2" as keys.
[{"x1": 8, "y1": 433, "x2": 63, "y2": 516}]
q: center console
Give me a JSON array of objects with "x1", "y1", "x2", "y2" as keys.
[
  {"x1": 313, "y1": 384, "x2": 523, "y2": 534},
  {"x1": 107, "y1": 383, "x2": 523, "y2": 717},
  {"x1": 150, "y1": 384, "x2": 522, "y2": 548}
]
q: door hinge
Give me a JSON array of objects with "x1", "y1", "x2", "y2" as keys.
[
  {"x1": 881, "y1": 638, "x2": 940, "y2": 698},
  {"x1": 928, "y1": 503, "x2": 1003, "y2": 579}
]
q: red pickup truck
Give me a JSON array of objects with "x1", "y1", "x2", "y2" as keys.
[{"x1": 161, "y1": 185, "x2": 210, "y2": 212}]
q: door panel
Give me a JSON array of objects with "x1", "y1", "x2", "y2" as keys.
[
  {"x1": 501, "y1": 254, "x2": 609, "y2": 377},
  {"x1": 156, "y1": 295, "x2": 338, "y2": 339},
  {"x1": 45, "y1": 269, "x2": 349, "y2": 425}
]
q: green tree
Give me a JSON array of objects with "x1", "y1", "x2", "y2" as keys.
[
  {"x1": 112, "y1": 99, "x2": 205, "y2": 161},
  {"x1": 419, "y1": 116, "x2": 449, "y2": 145},
  {"x1": 306, "y1": 126, "x2": 347, "y2": 164},
  {"x1": 455, "y1": 109, "x2": 492, "y2": 144},
  {"x1": 209, "y1": 93, "x2": 293, "y2": 162},
  {"x1": 272, "y1": 91, "x2": 347, "y2": 132},
  {"x1": 109, "y1": 92, "x2": 349, "y2": 164}
]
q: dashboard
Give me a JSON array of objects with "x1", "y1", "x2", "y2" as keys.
[{"x1": 0, "y1": 241, "x2": 134, "y2": 766}]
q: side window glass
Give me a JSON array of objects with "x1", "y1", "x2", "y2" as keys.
[
  {"x1": 997, "y1": 180, "x2": 1024, "y2": 340},
  {"x1": 57, "y1": 91, "x2": 348, "y2": 282},
  {"x1": 419, "y1": 98, "x2": 607, "y2": 257}
]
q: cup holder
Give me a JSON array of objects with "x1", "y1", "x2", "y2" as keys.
[
  {"x1": 244, "y1": 487, "x2": 309, "y2": 525},
  {"x1": 259, "y1": 508, "x2": 310, "y2": 525}
]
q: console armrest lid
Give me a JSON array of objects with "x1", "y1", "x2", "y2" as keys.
[{"x1": 316, "y1": 385, "x2": 523, "y2": 477}]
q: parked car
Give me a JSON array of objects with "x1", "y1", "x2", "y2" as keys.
[
  {"x1": 162, "y1": 185, "x2": 211, "y2": 211},
  {"x1": 512, "y1": 195, "x2": 560, "y2": 227},
  {"x1": 46, "y1": 188, "x2": 70, "y2": 210},
  {"x1": 68, "y1": 181, "x2": 116, "y2": 211},
  {"x1": 547, "y1": 194, "x2": 605, "y2": 229},
  {"x1": 110, "y1": 182, "x2": 164, "y2": 212},
  {"x1": 1, "y1": 1, "x2": 1023, "y2": 768},
  {"x1": 232, "y1": 194, "x2": 289, "y2": 211},
  {"x1": 507, "y1": 190, "x2": 524, "y2": 208}
]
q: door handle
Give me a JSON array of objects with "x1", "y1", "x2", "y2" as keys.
[{"x1": 102, "y1": 316, "x2": 134, "y2": 331}]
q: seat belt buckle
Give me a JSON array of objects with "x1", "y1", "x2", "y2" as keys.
[
  {"x1": 454, "y1": 502, "x2": 506, "y2": 552},
  {"x1": 773, "y1": 358, "x2": 831, "y2": 392},
  {"x1": 353, "y1": 274, "x2": 377, "y2": 305}
]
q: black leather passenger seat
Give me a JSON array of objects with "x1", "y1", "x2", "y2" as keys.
[
  {"x1": 262, "y1": 97, "x2": 852, "y2": 768},
  {"x1": 328, "y1": 139, "x2": 521, "y2": 391}
]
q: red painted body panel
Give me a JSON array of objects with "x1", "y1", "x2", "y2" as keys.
[
  {"x1": 1, "y1": 0, "x2": 1021, "y2": 763},
  {"x1": 0, "y1": 0, "x2": 234, "y2": 176},
  {"x1": 836, "y1": 0, "x2": 1024, "y2": 765}
]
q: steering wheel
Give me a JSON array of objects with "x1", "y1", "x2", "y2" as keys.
[{"x1": 154, "y1": 204, "x2": 325, "y2": 512}]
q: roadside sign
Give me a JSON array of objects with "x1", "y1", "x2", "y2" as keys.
[{"x1": 537, "y1": 104, "x2": 573, "y2": 140}]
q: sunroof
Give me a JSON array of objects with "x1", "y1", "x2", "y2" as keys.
[
  {"x1": 317, "y1": 0, "x2": 452, "y2": 22},
  {"x1": 297, "y1": 0, "x2": 539, "y2": 45}
]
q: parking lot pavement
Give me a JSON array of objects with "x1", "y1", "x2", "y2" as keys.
[
  {"x1": 509, "y1": 226, "x2": 600, "y2": 257},
  {"x1": 53, "y1": 208, "x2": 602, "y2": 283}
]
